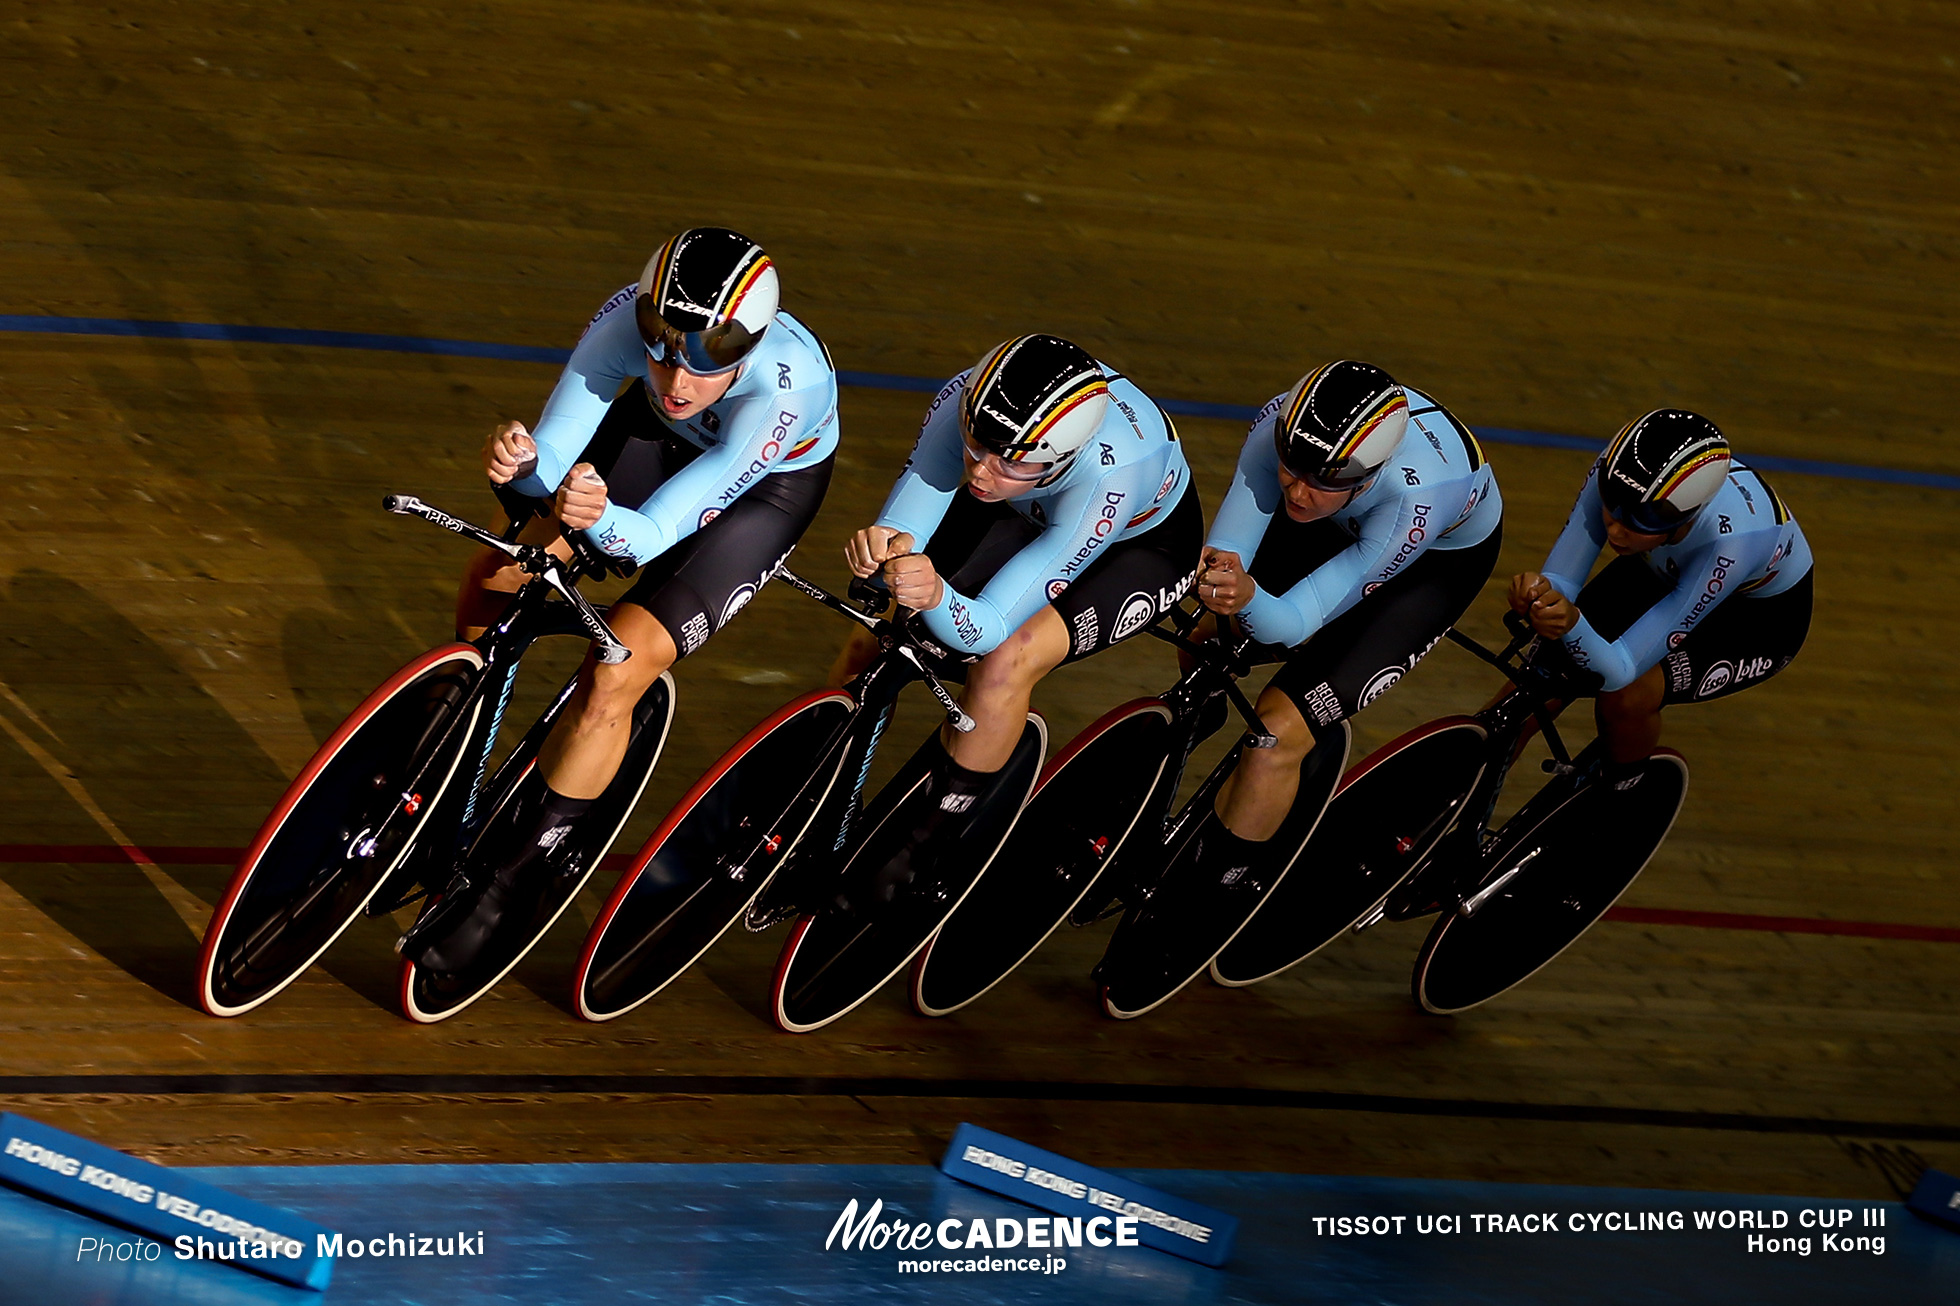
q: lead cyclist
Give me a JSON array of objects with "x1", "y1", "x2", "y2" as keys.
[{"x1": 401, "y1": 227, "x2": 840, "y2": 974}]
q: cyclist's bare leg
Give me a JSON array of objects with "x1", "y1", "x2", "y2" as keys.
[
  {"x1": 1212, "y1": 685, "x2": 1311, "y2": 841},
  {"x1": 1594, "y1": 664, "x2": 1664, "y2": 766},
  {"x1": 454, "y1": 512, "x2": 568, "y2": 640},
  {"x1": 536, "y1": 602, "x2": 679, "y2": 800},
  {"x1": 945, "y1": 606, "x2": 1069, "y2": 773}
]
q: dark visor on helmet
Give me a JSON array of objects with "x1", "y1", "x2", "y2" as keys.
[
  {"x1": 1276, "y1": 439, "x2": 1376, "y2": 491},
  {"x1": 636, "y1": 295, "x2": 760, "y2": 376},
  {"x1": 1603, "y1": 492, "x2": 1693, "y2": 536}
]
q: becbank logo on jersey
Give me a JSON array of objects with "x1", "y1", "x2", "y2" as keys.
[
  {"x1": 948, "y1": 597, "x2": 982, "y2": 648},
  {"x1": 1376, "y1": 504, "x2": 1432, "y2": 581},
  {"x1": 1676, "y1": 555, "x2": 1739, "y2": 636},
  {"x1": 1058, "y1": 492, "x2": 1127, "y2": 578},
  {"x1": 716, "y1": 410, "x2": 800, "y2": 505},
  {"x1": 1111, "y1": 593, "x2": 1157, "y2": 643}
]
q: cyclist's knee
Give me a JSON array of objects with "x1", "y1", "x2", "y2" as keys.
[
  {"x1": 1251, "y1": 688, "x2": 1316, "y2": 766},
  {"x1": 1598, "y1": 668, "x2": 1664, "y2": 727},
  {"x1": 971, "y1": 611, "x2": 1067, "y2": 691}
]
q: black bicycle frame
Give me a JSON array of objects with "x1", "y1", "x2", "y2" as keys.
[
  {"x1": 731, "y1": 565, "x2": 980, "y2": 921},
  {"x1": 362, "y1": 494, "x2": 628, "y2": 913}
]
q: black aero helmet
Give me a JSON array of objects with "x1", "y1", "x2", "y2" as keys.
[
  {"x1": 1596, "y1": 409, "x2": 1731, "y2": 535},
  {"x1": 1274, "y1": 360, "x2": 1409, "y2": 489},
  {"x1": 635, "y1": 227, "x2": 779, "y2": 375},
  {"x1": 959, "y1": 334, "x2": 1111, "y2": 475}
]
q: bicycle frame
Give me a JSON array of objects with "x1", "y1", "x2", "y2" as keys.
[
  {"x1": 362, "y1": 495, "x2": 629, "y2": 913},
  {"x1": 731, "y1": 565, "x2": 981, "y2": 924}
]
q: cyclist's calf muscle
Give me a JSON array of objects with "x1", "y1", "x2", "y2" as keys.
[{"x1": 1214, "y1": 686, "x2": 1313, "y2": 842}]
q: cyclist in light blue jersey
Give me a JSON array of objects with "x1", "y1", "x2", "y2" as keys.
[
  {"x1": 1191, "y1": 361, "x2": 1503, "y2": 886},
  {"x1": 839, "y1": 335, "x2": 1200, "y2": 889},
  {"x1": 1512, "y1": 408, "x2": 1813, "y2": 785},
  {"x1": 409, "y1": 227, "x2": 838, "y2": 974}
]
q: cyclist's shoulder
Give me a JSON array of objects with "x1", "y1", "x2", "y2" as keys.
[{"x1": 744, "y1": 311, "x2": 837, "y2": 395}]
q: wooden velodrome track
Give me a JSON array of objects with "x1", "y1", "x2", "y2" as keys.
[{"x1": 0, "y1": 1, "x2": 1954, "y2": 1202}]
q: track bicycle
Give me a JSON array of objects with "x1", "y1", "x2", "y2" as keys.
[
  {"x1": 908, "y1": 602, "x2": 1351, "y2": 1021},
  {"x1": 1209, "y1": 613, "x2": 1690, "y2": 1013},
  {"x1": 571, "y1": 568, "x2": 1044, "y2": 1033},
  {"x1": 197, "y1": 494, "x2": 673, "y2": 1020}
]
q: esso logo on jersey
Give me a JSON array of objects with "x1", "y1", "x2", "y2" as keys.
[
  {"x1": 1111, "y1": 593, "x2": 1157, "y2": 643},
  {"x1": 1358, "y1": 666, "x2": 1404, "y2": 707},
  {"x1": 699, "y1": 508, "x2": 722, "y2": 529},
  {"x1": 1047, "y1": 579, "x2": 1069, "y2": 600}
]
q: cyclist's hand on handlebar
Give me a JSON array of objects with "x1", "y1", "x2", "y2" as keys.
[
  {"x1": 1509, "y1": 571, "x2": 1552, "y2": 615},
  {"x1": 1197, "y1": 547, "x2": 1253, "y2": 615},
  {"x1": 484, "y1": 422, "x2": 538, "y2": 485},
  {"x1": 845, "y1": 526, "x2": 914, "y2": 578},
  {"x1": 555, "y1": 463, "x2": 609, "y2": 531},
  {"x1": 884, "y1": 551, "x2": 943, "y2": 612},
  {"x1": 1519, "y1": 579, "x2": 1577, "y2": 639}
]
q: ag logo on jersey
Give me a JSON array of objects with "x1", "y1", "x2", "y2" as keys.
[
  {"x1": 1111, "y1": 592, "x2": 1158, "y2": 642},
  {"x1": 1359, "y1": 666, "x2": 1403, "y2": 707},
  {"x1": 1099, "y1": 442, "x2": 1116, "y2": 467}
]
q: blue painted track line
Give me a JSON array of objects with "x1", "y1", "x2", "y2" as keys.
[{"x1": 5, "y1": 313, "x2": 1956, "y2": 492}]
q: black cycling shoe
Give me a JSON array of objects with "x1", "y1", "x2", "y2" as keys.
[{"x1": 400, "y1": 789, "x2": 586, "y2": 976}]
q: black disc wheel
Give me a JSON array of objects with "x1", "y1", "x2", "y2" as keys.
[
  {"x1": 400, "y1": 673, "x2": 677, "y2": 1024},
  {"x1": 1099, "y1": 721, "x2": 1352, "y2": 1020},
  {"x1": 772, "y1": 715, "x2": 1048, "y2": 1034},
  {"x1": 911, "y1": 700, "x2": 1173, "y2": 1017},
  {"x1": 197, "y1": 645, "x2": 484, "y2": 1017},
  {"x1": 1211, "y1": 718, "x2": 1487, "y2": 988},
  {"x1": 573, "y1": 690, "x2": 855, "y2": 1022},
  {"x1": 1413, "y1": 751, "x2": 1689, "y2": 1015}
]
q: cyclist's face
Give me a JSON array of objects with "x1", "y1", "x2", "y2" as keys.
[
  {"x1": 1601, "y1": 507, "x2": 1674, "y2": 555},
  {"x1": 1276, "y1": 464, "x2": 1361, "y2": 522},
  {"x1": 646, "y1": 358, "x2": 738, "y2": 421},
  {"x1": 961, "y1": 433, "x2": 1052, "y2": 502}
]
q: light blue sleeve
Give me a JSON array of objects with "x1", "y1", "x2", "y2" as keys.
[
  {"x1": 586, "y1": 384, "x2": 829, "y2": 565},
  {"x1": 511, "y1": 286, "x2": 640, "y2": 498},
  {"x1": 1561, "y1": 531, "x2": 1781, "y2": 691},
  {"x1": 874, "y1": 374, "x2": 966, "y2": 546},
  {"x1": 1540, "y1": 464, "x2": 1608, "y2": 601},
  {"x1": 1236, "y1": 485, "x2": 1439, "y2": 649},
  {"x1": 1204, "y1": 410, "x2": 1282, "y2": 563},
  {"x1": 917, "y1": 461, "x2": 1157, "y2": 657}
]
